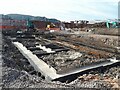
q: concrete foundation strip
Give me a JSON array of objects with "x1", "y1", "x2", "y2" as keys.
[{"x1": 13, "y1": 42, "x2": 120, "y2": 81}]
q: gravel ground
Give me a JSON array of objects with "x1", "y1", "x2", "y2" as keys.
[
  {"x1": 2, "y1": 35, "x2": 120, "y2": 89},
  {"x1": 69, "y1": 65, "x2": 120, "y2": 88},
  {"x1": 2, "y1": 66, "x2": 70, "y2": 88},
  {"x1": 2, "y1": 61, "x2": 120, "y2": 88},
  {"x1": 2, "y1": 36, "x2": 72, "y2": 88},
  {"x1": 14, "y1": 36, "x2": 110, "y2": 74},
  {"x1": 41, "y1": 51, "x2": 109, "y2": 74}
]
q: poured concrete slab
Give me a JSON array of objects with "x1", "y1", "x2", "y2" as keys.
[
  {"x1": 13, "y1": 42, "x2": 61, "y2": 81},
  {"x1": 13, "y1": 42, "x2": 120, "y2": 81}
]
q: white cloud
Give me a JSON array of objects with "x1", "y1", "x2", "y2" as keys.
[{"x1": 0, "y1": 0, "x2": 118, "y2": 21}]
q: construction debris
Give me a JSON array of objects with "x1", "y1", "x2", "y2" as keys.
[{"x1": 1, "y1": 19, "x2": 120, "y2": 89}]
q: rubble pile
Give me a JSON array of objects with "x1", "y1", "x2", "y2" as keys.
[
  {"x1": 2, "y1": 29, "x2": 120, "y2": 89},
  {"x1": 93, "y1": 28, "x2": 119, "y2": 36},
  {"x1": 69, "y1": 65, "x2": 120, "y2": 88},
  {"x1": 2, "y1": 36, "x2": 72, "y2": 88},
  {"x1": 41, "y1": 51, "x2": 108, "y2": 74}
]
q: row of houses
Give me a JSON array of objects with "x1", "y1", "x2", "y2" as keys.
[
  {"x1": 0, "y1": 18, "x2": 27, "y2": 30},
  {"x1": 0, "y1": 16, "x2": 61, "y2": 30},
  {"x1": 63, "y1": 20, "x2": 108, "y2": 29},
  {"x1": 0, "y1": 19, "x2": 115, "y2": 31},
  {"x1": 1, "y1": 15, "x2": 118, "y2": 31}
]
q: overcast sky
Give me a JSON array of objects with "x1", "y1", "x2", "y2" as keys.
[{"x1": 0, "y1": 0, "x2": 119, "y2": 21}]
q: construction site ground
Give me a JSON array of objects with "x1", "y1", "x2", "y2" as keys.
[{"x1": 1, "y1": 28, "x2": 120, "y2": 89}]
